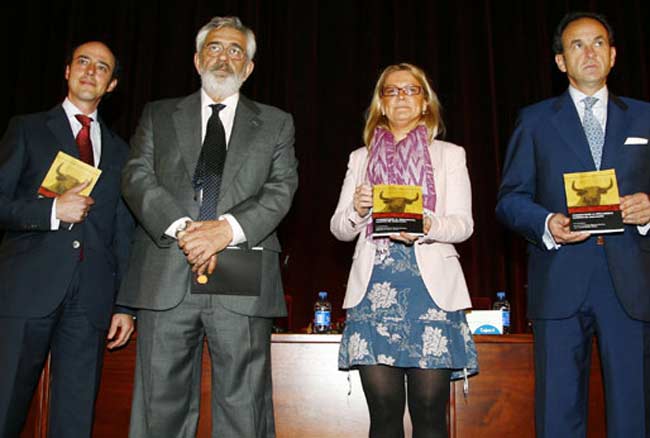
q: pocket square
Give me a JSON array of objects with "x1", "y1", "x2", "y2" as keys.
[{"x1": 624, "y1": 137, "x2": 648, "y2": 145}]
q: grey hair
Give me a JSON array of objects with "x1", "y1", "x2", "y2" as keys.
[{"x1": 195, "y1": 16, "x2": 257, "y2": 60}]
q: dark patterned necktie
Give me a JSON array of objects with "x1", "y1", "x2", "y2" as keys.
[
  {"x1": 194, "y1": 103, "x2": 227, "y2": 220},
  {"x1": 74, "y1": 114, "x2": 94, "y2": 165}
]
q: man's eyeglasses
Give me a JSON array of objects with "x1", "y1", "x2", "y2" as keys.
[
  {"x1": 204, "y1": 42, "x2": 246, "y2": 61},
  {"x1": 381, "y1": 85, "x2": 422, "y2": 97}
]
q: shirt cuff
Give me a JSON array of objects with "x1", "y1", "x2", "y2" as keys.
[
  {"x1": 165, "y1": 217, "x2": 193, "y2": 239},
  {"x1": 542, "y1": 213, "x2": 561, "y2": 250},
  {"x1": 638, "y1": 223, "x2": 650, "y2": 235},
  {"x1": 220, "y1": 214, "x2": 246, "y2": 246},
  {"x1": 51, "y1": 198, "x2": 61, "y2": 230}
]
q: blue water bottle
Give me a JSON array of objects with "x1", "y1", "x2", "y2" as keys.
[
  {"x1": 313, "y1": 291, "x2": 331, "y2": 334},
  {"x1": 492, "y1": 291, "x2": 511, "y2": 334}
]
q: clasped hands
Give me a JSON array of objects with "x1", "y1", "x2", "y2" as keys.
[
  {"x1": 354, "y1": 184, "x2": 431, "y2": 245},
  {"x1": 177, "y1": 219, "x2": 233, "y2": 276},
  {"x1": 549, "y1": 192, "x2": 650, "y2": 244}
]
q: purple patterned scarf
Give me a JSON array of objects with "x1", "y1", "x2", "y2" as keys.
[{"x1": 366, "y1": 125, "x2": 436, "y2": 236}]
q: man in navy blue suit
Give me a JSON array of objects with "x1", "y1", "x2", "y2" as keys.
[
  {"x1": 0, "y1": 41, "x2": 134, "y2": 437},
  {"x1": 497, "y1": 12, "x2": 650, "y2": 438}
]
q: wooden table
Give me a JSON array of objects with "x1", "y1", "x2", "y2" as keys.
[{"x1": 21, "y1": 334, "x2": 606, "y2": 437}]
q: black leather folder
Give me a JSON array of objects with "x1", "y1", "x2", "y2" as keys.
[{"x1": 191, "y1": 247, "x2": 262, "y2": 296}]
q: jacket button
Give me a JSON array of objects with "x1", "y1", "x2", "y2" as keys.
[{"x1": 72, "y1": 240, "x2": 81, "y2": 249}]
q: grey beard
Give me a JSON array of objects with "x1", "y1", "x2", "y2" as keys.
[{"x1": 200, "y1": 70, "x2": 244, "y2": 100}]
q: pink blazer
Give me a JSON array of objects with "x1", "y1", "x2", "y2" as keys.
[{"x1": 330, "y1": 140, "x2": 474, "y2": 311}]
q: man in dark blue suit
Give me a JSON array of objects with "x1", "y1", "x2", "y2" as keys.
[
  {"x1": 0, "y1": 41, "x2": 134, "y2": 437},
  {"x1": 497, "y1": 12, "x2": 650, "y2": 438}
]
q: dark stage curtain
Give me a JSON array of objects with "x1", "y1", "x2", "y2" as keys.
[{"x1": 2, "y1": 0, "x2": 649, "y2": 332}]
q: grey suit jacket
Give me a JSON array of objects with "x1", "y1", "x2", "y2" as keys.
[{"x1": 117, "y1": 92, "x2": 298, "y2": 317}]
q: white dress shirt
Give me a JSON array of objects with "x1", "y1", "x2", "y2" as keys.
[
  {"x1": 165, "y1": 90, "x2": 246, "y2": 245},
  {"x1": 51, "y1": 98, "x2": 101, "y2": 229}
]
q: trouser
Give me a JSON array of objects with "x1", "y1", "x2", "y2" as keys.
[
  {"x1": 129, "y1": 291, "x2": 275, "y2": 438},
  {"x1": 533, "y1": 251, "x2": 650, "y2": 438},
  {"x1": 0, "y1": 270, "x2": 106, "y2": 438}
]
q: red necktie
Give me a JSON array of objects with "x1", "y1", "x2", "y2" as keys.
[{"x1": 74, "y1": 114, "x2": 94, "y2": 165}]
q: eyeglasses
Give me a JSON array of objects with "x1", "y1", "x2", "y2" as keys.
[
  {"x1": 381, "y1": 85, "x2": 422, "y2": 97},
  {"x1": 204, "y1": 42, "x2": 246, "y2": 61}
]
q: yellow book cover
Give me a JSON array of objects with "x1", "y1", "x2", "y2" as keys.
[
  {"x1": 562, "y1": 169, "x2": 623, "y2": 233},
  {"x1": 372, "y1": 184, "x2": 423, "y2": 236},
  {"x1": 38, "y1": 151, "x2": 101, "y2": 198}
]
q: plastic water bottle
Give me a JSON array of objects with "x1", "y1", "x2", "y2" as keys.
[
  {"x1": 492, "y1": 291, "x2": 511, "y2": 334},
  {"x1": 313, "y1": 291, "x2": 332, "y2": 334}
]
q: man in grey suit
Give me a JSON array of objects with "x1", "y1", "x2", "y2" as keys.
[{"x1": 118, "y1": 16, "x2": 298, "y2": 437}]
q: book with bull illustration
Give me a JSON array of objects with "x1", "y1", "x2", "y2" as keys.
[
  {"x1": 372, "y1": 184, "x2": 424, "y2": 237},
  {"x1": 563, "y1": 169, "x2": 623, "y2": 234},
  {"x1": 38, "y1": 151, "x2": 101, "y2": 198}
]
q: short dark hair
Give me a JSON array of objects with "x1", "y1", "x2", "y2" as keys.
[
  {"x1": 65, "y1": 41, "x2": 122, "y2": 81},
  {"x1": 552, "y1": 12, "x2": 615, "y2": 55}
]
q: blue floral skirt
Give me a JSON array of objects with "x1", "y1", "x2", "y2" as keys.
[{"x1": 338, "y1": 242, "x2": 478, "y2": 380}]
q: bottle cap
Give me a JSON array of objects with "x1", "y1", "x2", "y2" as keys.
[
  {"x1": 318, "y1": 291, "x2": 327, "y2": 299},
  {"x1": 496, "y1": 291, "x2": 505, "y2": 300}
]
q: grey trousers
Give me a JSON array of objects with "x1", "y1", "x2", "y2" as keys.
[{"x1": 129, "y1": 292, "x2": 275, "y2": 438}]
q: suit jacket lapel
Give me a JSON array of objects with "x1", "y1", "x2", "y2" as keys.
[
  {"x1": 46, "y1": 105, "x2": 78, "y2": 159},
  {"x1": 220, "y1": 95, "x2": 262, "y2": 199},
  {"x1": 601, "y1": 94, "x2": 629, "y2": 169},
  {"x1": 428, "y1": 140, "x2": 443, "y2": 171},
  {"x1": 97, "y1": 117, "x2": 116, "y2": 170},
  {"x1": 173, "y1": 92, "x2": 202, "y2": 180},
  {"x1": 550, "y1": 91, "x2": 595, "y2": 170}
]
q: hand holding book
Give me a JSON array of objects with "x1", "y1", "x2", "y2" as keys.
[
  {"x1": 389, "y1": 215, "x2": 432, "y2": 244},
  {"x1": 353, "y1": 184, "x2": 373, "y2": 217},
  {"x1": 548, "y1": 212, "x2": 589, "y2": 244},
  {"x1": 40, "y1": 151, "x2": 101, "y2": 225},
  {"x1": 55, "y1": 180, "x2": 95, "y2": 224},
  {"x1": 620, "y1": 192, "x2": 650, "y2": 225}
]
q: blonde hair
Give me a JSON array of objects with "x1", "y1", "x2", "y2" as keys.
[{"x1": 363, "y1": 63, "x2": 445, "y2": 147}]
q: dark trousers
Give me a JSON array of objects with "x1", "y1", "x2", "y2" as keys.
[
  {"x1": 0, "y1": 271, "x2": 106, "y2": 438},
  {"x1": 533, "y1": 250, "x2": 650, "y2": 438},
  {"x1": 129, "y1": 291, "x2": 275, "y2": 438}
]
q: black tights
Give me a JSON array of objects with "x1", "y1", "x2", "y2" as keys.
[{"x1": 358, "y1": 365, "x2": 451, "y2": 438}]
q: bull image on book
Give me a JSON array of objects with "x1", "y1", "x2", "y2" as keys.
[
  {"x1": 377, "y1": 191, "x2": 420, "y2": 213},
  {"x1": 571, "y1": 178, "x2": 613, "y2": 206},
  {"x1": 50, "y1": 163, "x2": 81, "y2": 194}
]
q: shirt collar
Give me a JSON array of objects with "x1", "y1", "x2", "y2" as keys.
[
  {"x1": 568, "y1": 85, "x2": 608, "y2": 110},
  {"x1": 62, "y1": 97, "x2": 98, "y2": 122},
  {"x1": 200, "y1": 89, "x2": 239, "y2": 115}
]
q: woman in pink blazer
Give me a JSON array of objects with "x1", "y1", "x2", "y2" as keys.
[{"x1": 331, "y1": 63, "x2": 478, "y2": 438}]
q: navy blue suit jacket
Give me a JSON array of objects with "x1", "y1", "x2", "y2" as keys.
[
  {"x1": 496, "y1": 91, "x2": 650, "y2": 322},
  {"x1": 0, "y1": 105, "x2": 133, "y2": 329}
]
